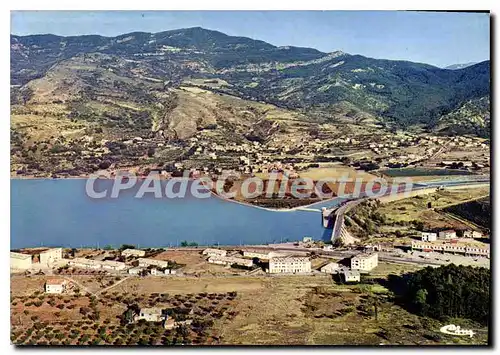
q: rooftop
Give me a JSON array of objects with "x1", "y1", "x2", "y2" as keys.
[
  {"x1": 46, "y1": 278, "x2": 66, "y2": 285},
  {"x1": 270, "y1": 256, "x2": 310, "y2": 263},
  {"x1": 352, "y1": 252, "x2": 378, "y2": 260},
  {"x1": 140, "y1": 307, "x2": 163, "y2": 315}
]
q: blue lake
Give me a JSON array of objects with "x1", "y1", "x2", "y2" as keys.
[{"x1": 11, "y1": 179, "x2": 339, "y2": 249}]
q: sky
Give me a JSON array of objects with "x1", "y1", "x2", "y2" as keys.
[{"x1": 11, "y1": 11, "x2": 490, "y2": 68}]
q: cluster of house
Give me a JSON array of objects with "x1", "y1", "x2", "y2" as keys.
[
  {"x1": 10, "y1": 248, "x2": 63, "y2": 270},
  {"x1": 128, "y1": 257, "x2": 178, "y2": 276},
  {"x1": 202, "y1": 248, "x2": 312, "y2": 274},
  {"x1": 202, "y1": 247, "x2": 379, "y2": 281},
  {"x1": 320, "y1": 252, "x2": 379, "y2": 283},
  {"x1": 421, "y1": 229, "x2": 483, "y2": 242},
  {"x1": 11, "y1": 247, "x2": 181, "y2": 277},
  {"x1": 133, "y1": 307, "x2": 193, "y2": 330}
]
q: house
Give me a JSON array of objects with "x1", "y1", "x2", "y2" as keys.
[
  {"x1": 351, "y1": 252, "x2": 378, "y2": 272},
  {"x1": 343, "y1": 270, "x2": 361, "y2": 283},
  {"x1": 303, "y1": 236, "x2": 313, "y2": 243},
  {"x1": 137, "y1": 258, "x2": 170, "y2": 269},
  {"x1": 45, "y1": 279, "x2": 66, "y2": 294},
  {"x1": 202, "y1": 248, "x2": 227, "y2": 258},
  {"x1": 421, "y1": 232, "x2": 437, "y2": 242},
  {"x1": 268, "y1": 256, "x2": 311, "y2": 274},
  {"x1": 128, "y1": 267, "x2": 145, "y2": 275},
  {"x1": 320, "y1": 262, "x2": 341, "y2": 274},
  {"x1": 135, "y1": 308, "x2": 165, "y2": 322},
  {"x1": 40, "y1": 248, "x2": 63, "y2": 265},
  {"x1": 10, "y1": 252, "x2": 32, "y2": 270},
  {"x1": 439, "y1": 230, "x2": 457, "y2": 240},
  {"x1": 463, "y1": 230, "x2": 483, "y2": 239},
  {"x1": 121, "y1": 249, "x2": 146, "y2": 258}
]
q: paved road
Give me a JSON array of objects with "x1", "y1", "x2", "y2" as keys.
[{"x1": 328, "y1": 178, "x2": 490, "y2": 241}]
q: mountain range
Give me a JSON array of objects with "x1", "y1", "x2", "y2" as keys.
[{"x1": 10, "y1": 26, "x2": 491, "y2": 175}]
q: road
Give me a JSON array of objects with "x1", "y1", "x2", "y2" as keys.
[{"x1": 328, "y1": 177, "x2": 490, "y2": 241}]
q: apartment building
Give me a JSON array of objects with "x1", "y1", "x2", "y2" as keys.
[
  {"x1": 268, "y1": 256, "x2": 311, "y2": 274},
  {"x1": 351, "y1": 252, "x2": 379, "y2": 272}
]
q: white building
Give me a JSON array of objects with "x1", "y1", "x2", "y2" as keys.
[
  {"x1": 421, "y1": 232, "x2": 437, "y2": 242},
  {"x1": 268, "y1": 256, "x2": 311, "y2": 274},
  {"x1": 121, "y1": 249, "x2": 146, "y2": 257},
  {"x1": 320, "y1": 262, "x2": 341, "y2": 274},
  {"x1": 101, "y1": 260, "x2": 128, "y2": 271},
  {"x1": 128, "y1": 267, "x2": 145, "y2": 275},
  {"x1": 351, "y1": 253, "x2": 379, "y2": 272},
  {"x1": 208, "y1": 256, "x2": 253, "y2": 268},
  {"x1": 40, "y1": 248, "x2": 63, "y2": 266},
  {"x1": 135, "y1": 308, "x2": 165, "y2": 322},
  {"x1": 10, "y1": 252, "x2": 32, "y2": 270},
  {"x1": 303, "y1": 236, "x2": 313, "y2": 243},
  {"x1": 45, "y1": 279, "x2": 66, "y2": 294},
  {"x1": 202, "y1": 248, "x2": 227, "y2": 258},
  {"x1": 463, "y1": 230, "x2": 483, "y2": 239},
  {"x1": 137, "y1": 258, "x2": 170, "y2": 268},
  {"x1": 439, "y1": 230, "x2": 457, "y2": 240},
  {"x1": 344, "y1": 270, "x2": 361, "y2": 283},
  {"x1": 242, "y1": 250, "x2": 270, "y2": 259},
  {"x1": 68, "y1": 258, "x2": 102, "y2": 269}
]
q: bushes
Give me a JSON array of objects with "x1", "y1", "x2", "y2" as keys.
[{"x1": 392, "y1": 264, "x2": 490, "y2": 324}]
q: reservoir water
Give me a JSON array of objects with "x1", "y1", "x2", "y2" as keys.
[{"x1": 11, "y1": 179, "x2": 339, "y2": 249}]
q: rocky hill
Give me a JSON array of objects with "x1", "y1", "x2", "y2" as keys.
[{"x1": 11, "y1": 27, "x2": 490, "y2": 127}]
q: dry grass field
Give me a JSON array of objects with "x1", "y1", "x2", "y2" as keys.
[{"x1": 11, "y1": 270, "x2": 488, "y2": 345}]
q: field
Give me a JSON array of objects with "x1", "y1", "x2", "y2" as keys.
[{"x1": 11, "y1": 272, "x2": 488, "y2": 346}]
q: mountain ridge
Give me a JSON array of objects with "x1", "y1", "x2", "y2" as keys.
[{"x1": 11, "y1": 27, "x2": 490, "y2": 131}]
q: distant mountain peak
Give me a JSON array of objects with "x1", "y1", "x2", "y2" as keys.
[{"x1": 445, "y1": 62, "x2": 479, "y2": 70}]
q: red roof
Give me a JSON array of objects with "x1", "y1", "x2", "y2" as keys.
[{"x1": 46, "y1": 279, "x2": 65, "y2": 285}]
